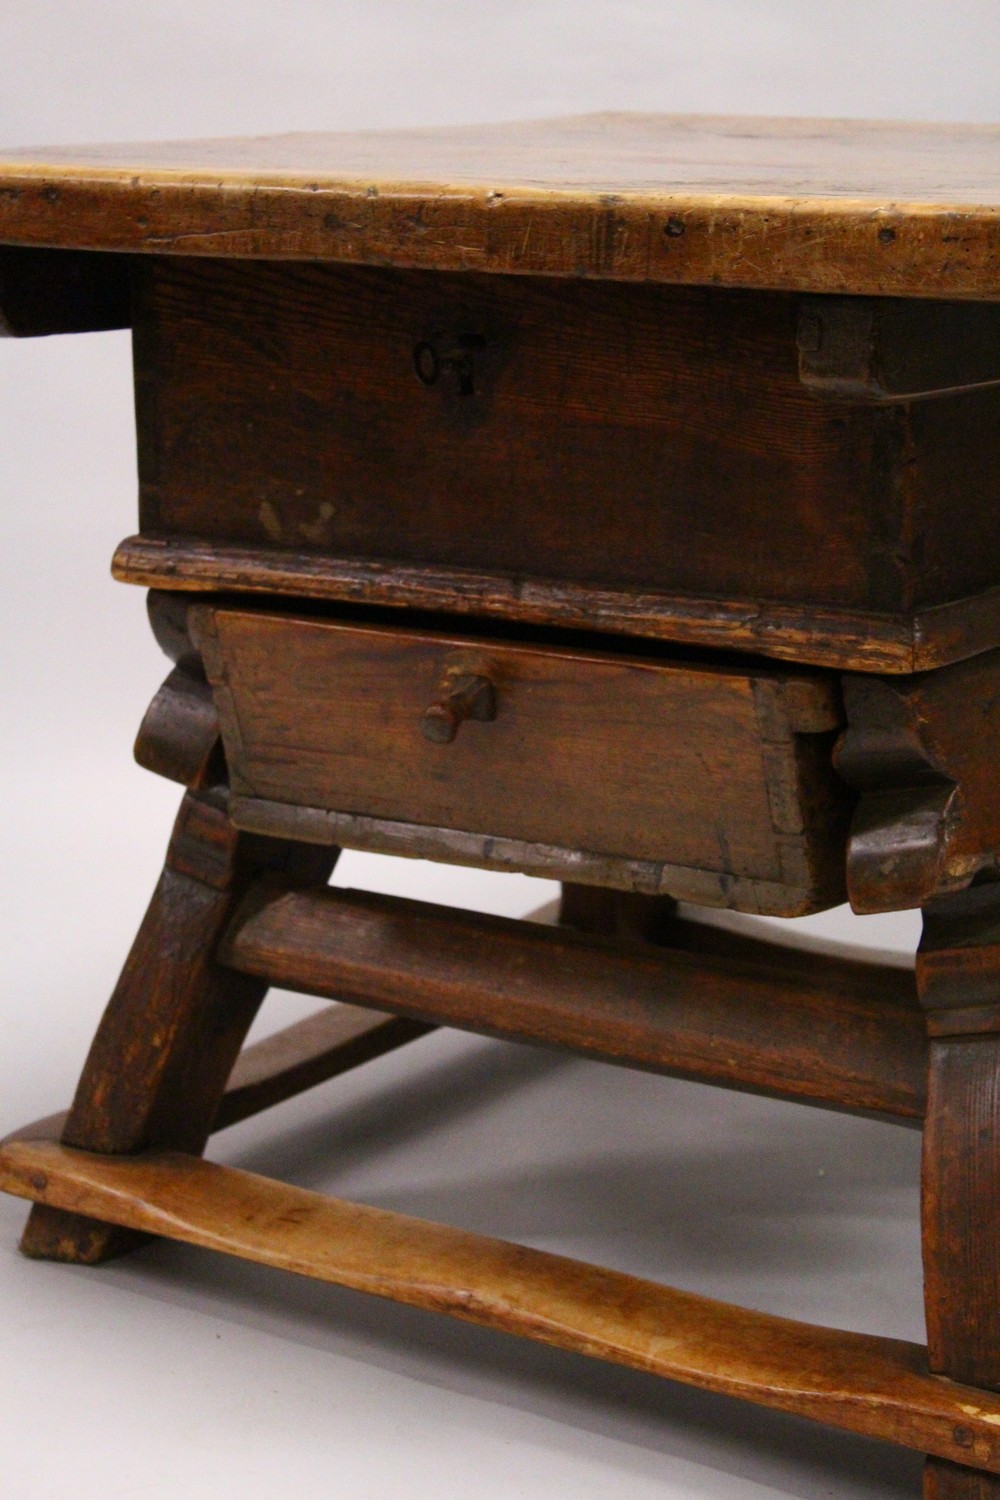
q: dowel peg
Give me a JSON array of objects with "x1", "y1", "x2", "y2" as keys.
[{"x1": 421, "y1": 672, "x2": 496, "y2": 744}]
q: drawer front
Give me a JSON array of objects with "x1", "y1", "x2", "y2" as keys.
[
  {"x1": 133, "y1": 259, "x2": 1000, "y2": 622},
  {"x1": 193, "y1": 607, "x2": 850, "y2": 916}
]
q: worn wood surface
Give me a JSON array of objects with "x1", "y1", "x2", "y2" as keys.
[
  {"x1": 1, "y1": 115, "x2": 999, "y2": 297},
  {"x1": 146, "y1": 587, "x2": 204, "y2": 671},
  {"x1": 921, "y1": 1035, "x2": 1000, "y2": 1385},
  {"x1": 227, "y1": 796, "x2": 834, "y2": 914},
  {"x1": 193, "y1": 606, "x2": 849, "y2": 916},
  {"x1": 133, "y1": 663, "x2": 222, "y2": 788},
  {"x1": 133, "y1": 589, "x2": 225, "y2": 787},
  {"x1": 4, "y1": 1136, "x2": 1000, "y2": 1475},
  {"x1": 919, "y1": 886, "x2": 1000, "y2": 1031},
  {"x1": 5, "y1": 106, "x2": 1000, "y2": 1488},
  {"x1": 129, "y1": 259, "x2": 1000, "y2": 633},
  {"x1": 918, "y1": 887, "x2": 1000, "y2": 1402},
  {"x1": 56, "y1": 791, "x2": 336, "y2": 1154},
  {"x1": 20, "y1": 789, "x2": 337, "y2": 1263},
  {"x1": 836, "y1": 653, "x2": 1000, "y2": 913},
  {"x1": 117, "y1": 537, "x2": 1000, "y2": 675},
  {"x1": 219, "y1": 881, "x2": 926, "y2": 1119},
  {"x1": 797, "y1": 297, "x2": 1000, "y2": 402},
  {"x1": 5, "y1": 1004, "x2": 435, "y2": 1149}
]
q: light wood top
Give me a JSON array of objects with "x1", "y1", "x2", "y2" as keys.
[{"x1": 2, "y1": 114, "x2": 998, "y2": 296}]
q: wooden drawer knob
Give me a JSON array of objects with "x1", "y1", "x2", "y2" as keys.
[{"x1": 421, "y1": 672, "x2": 496, "y2": 744}]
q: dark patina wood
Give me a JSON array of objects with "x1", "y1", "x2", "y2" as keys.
[
  {"x1": 3, "y1": 115, "x2": 1000, "y2": 1497},
  {"x1": 918, "y1": 887, "x2": 1000, "y2": 1500},
  {"x1": 925, "y1": 1462, "x2": 1000, "y2": 1499},
  {"x1": 114, "y1": 532, "x2": 1000, "y2": 675},
  {"x1": 125, "y1": 258, "x2": 1000, "y2": 659},
  {"x1": 20, "y1": 789, "x2": 337, "y2": 1263},
  {"x1": 917, "y1": 887, "x2": 1000, "y2": 1391},
  {"x1": 796, "y1": 297, "x2": 1000, "y2": 402},
  {"x1": 133, "y1": 664, "x2": 221, "y2": 788},
  {"x1": 5, "y1": 1003, "x2": 435, "y2": 1150},
  {"x1": 0, "y1": 245, "x2": 130, "y2": 336},
  {"x1": 218, "y1": 881, "x2": 926, "y2": 1121},
  {"x1": 836, "y1": 653, "x2": 1000, "y2": 914},
  {"x1": 192, "y1": 603, "x2": 849, "y2": 915}
]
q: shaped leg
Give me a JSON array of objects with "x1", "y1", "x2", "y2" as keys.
[
  {"x1": 919, "y1": 886, "x2": 1000, "y2": 1498},
  {"x1": 21, "y1": 788, "x2": 336, "y2": 1262}
]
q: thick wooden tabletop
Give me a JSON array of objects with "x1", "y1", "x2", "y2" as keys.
[{"x1": 1, "y1": 114, "x2": 998, "y2": 297}]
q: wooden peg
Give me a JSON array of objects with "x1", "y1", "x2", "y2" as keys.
[{"x1": 421, "y1": 671, "x2": 496, "y2": 744}]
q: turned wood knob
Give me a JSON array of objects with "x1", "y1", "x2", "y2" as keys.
[{"x1": 421, "y1": 672, "x2": 496, "y2": 744}]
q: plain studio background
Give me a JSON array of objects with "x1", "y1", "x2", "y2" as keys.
[{"x1": 1, "y1": 5, "x2": 997, "y2": 1498}]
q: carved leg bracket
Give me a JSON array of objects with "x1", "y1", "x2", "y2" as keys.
[{"x1": 836, "y1": 653, "x2": 1000, "y2": 913}]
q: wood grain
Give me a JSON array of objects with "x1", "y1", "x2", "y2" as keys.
[
  {"x1": 1, "y1": 115, "x2": 999, "y2": 297},
  {"x1": 921, "y1": 1035, "x2": 1000, "y2": 1386},
  {"x1": 130, "y1": 259, "x2": 1000, "y2": 628},
  {"x1": 54, "y1": 792, "x2": 335, "y2": 1155},
  {"x1": 132, "y1": 663, "x2": 222, "y2": 789},
  {"x1": 4, "y1": 1136, "x2": 1000, "y2": 1475},
  {"x1": 113, "y1": 537, "x2": 1000, "y2": 675},
  {"x1": 918, "y1": 886, "x2": 1000, "y2": 1021},
  {"x1": 192, "y1": 605, "x2": 850, "y2": 917},
  {"x1": 837, "y1": 654, "x2": 1000, "y2": 913},
  {"x1": 918, "y1": 887, "x2": 1000, "y2": 1399},
  {"x1": 798, "y1": 298, "x2": 1000, "y2": 402},
  {"x1": 4, "y1": 1003, "x2": 435, "y2": 1151},
  {"x1": 19, "y1": 789, "x2": 337, "y2": 1263},
  {"x1": 219, "y1": 882, "x2": 927, "y2": 1120},
  {"x1": 230, "y1": 795, "x2": 845, "y2": 916}
]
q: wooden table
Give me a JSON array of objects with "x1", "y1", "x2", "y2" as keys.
[{"x1": 1, "y1": 115, "x2": 999, "y2": 1498}]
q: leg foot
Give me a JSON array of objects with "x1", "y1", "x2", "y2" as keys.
[
  {"x1": 20, "y1": 1205, "x2": 146, "y2": 1263},
  {"x1": 21, "y1": 789, "x2": 336, "y2": 1263}
]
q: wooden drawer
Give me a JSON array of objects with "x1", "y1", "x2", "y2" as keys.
[
  {"x1": 132, "y1": 258, "x2": 1000, "y2": 639},
  {"x1": 192, "y1": 607, "x2": 851, "y2": 916}
]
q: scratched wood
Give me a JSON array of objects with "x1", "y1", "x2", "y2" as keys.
[
  {"x1": 127, "y1": 259, "x2": 1000, "y2": 636},
  {"x1": 1, "y1": 115, "x2": 998, "y2": 296},
  {"x1": 3, "y1": 1137, "x2": 1000, "y2": 1476},
  {"x1": 4, "y1": 1004, "x2": 435, "y2": 1149},
  {"x1": 837, "y1": 651, "x2": 1000, "y2": 913},
  {"x1": 117, "y1": 541, "x2": 1000, "y2": 676},
  {"x1": 193, "y1": 605, "x2": 851, "y2": 915},
  {"x1": 18, "y1": 789, "x2": 336, "y2": 1264},
  {"x1": 919, "y1": 887, "x2": 1000, "y2": 1499},
  {"x1": 218, "y1": 881, "x2": 927, "y2": 1119}
]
